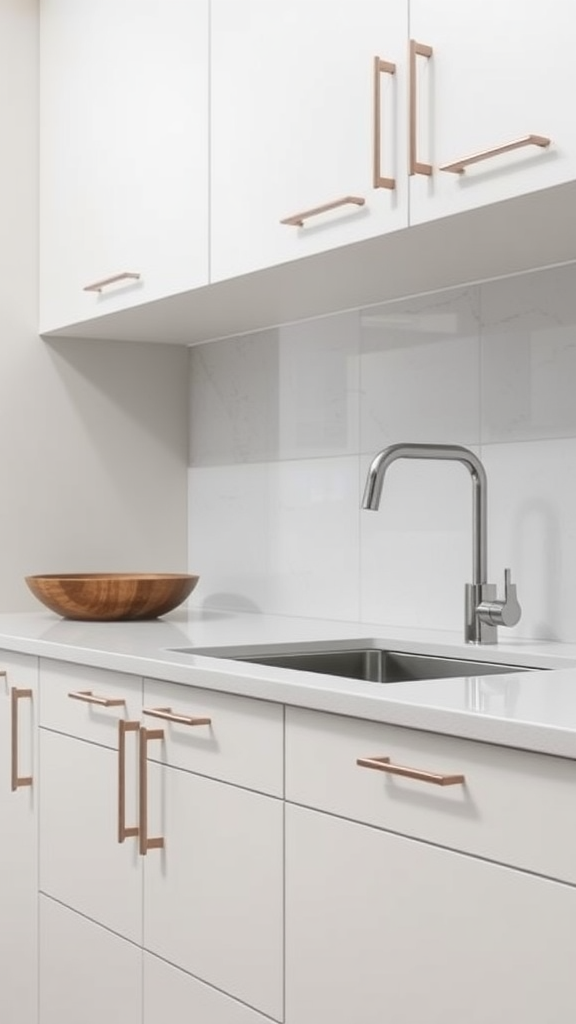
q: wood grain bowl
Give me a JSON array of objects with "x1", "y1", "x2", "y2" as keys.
[{"x1": 25, "y1": 573, "x2": 199, "y2": 621}]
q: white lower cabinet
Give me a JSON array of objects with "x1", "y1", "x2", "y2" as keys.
[
  {"x1": 143, "y1": 952, "x2": 276, "y2": 1024},
  {"x1": 0, "y1": 652, "x2": 38, "y2": 1024},
  {"x1": 285, "y1": 803, "x2": 576, "y2": 1024},
  {"x1": 39, "y1": 728, "x2": 142, "y2": 943},
  {"x1": 143, "y1": 762, "x2": 284, "y2": 1021},
  {"x1": 39, "y1": 895, "x2": 142, "y2": 1024}
]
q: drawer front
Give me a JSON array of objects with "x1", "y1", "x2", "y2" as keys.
[
  {"x1": 39, "y1": 659, "x2": 142, "y2": 747},
  {"x1": 145, "y1": 952, "x2": 275, "y2": 1024},
  {"x1": 143, "y1": 679, "x2": 283, "y2": 797},
  {"x1": 286, "y1": 707, "x2": 576, "y2": 883}
]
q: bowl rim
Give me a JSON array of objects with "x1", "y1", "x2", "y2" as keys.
[{"x1": 25, "y1": 572, "x2": 199, "y2": 582}]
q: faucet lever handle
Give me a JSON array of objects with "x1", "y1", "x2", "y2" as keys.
[{"x1": 478, "y1": 568, "x2": 521, "y2": 629}]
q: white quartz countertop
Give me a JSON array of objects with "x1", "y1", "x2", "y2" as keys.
[{"x1": 2, "y1": 608, "x2": 576, "y2": 758}]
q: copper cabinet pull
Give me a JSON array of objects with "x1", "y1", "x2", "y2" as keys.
[
  {"x1": 11, "y1": 687, "x2": 33, "y2": 791},
  {"x1": 143, "y1": 706, "x2": 211, "y2": 727},
  {"x1": 280, "y1": 196, "x2": 365, "y2": 227},
  {"x1": 357, "y1": 755, "x2": 465, "y2": 787},
  {"x1": 373, "y1": 56, "x2": 396, "y2": 189},
  {"x1": 139, "y1": 727, "x2": 165, "y2": 856},
  {"x1": 440, "y1": 133, "x2": 551, "y2": 174},
  {"x1": 68, "y1": 690, "x2": 126, "y2": 708},
  {"x1": 83, "y1": 272, "x2": 141, "y2": 293},
  {"x1": 118, "y1": 721, "x2": 140, "y2": 844},
  {"x1": 409, "y1": 39, "x2": 433, "y2": 176}
]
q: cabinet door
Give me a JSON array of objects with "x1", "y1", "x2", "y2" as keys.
[
  {"x1": 0, "y1": 654, "x2": 37, "y2": 1024},
  {"x1": 40, "y1": 896, "x2": 142, "y2": 1024},
  {"x1": 39, "y1": 727, "x2": 142, "y2": 942},
  {"x1": 211, "y1": 0, "x2": 408, "y2": 282},
  {"x1": 40, "y1": 0, "x2": 209, "y2": 333},
  {"x1": 143, "y1": 762, "x2": 283, "y2": 1020},
  {"x1": 410, "y1": 0, "x2": 576, "y2": 225},
  {"x1": 144, "y1": 953, "x2": 275, "y2": 1024},
  {"x1": 286, "y1": 804, "x2": 576, "y2": 1024}
]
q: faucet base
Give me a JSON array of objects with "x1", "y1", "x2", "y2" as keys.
[{"x1": 465, "y1": 583, "x2": 498, "y2": 644}]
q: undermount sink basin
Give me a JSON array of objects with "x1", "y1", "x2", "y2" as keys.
[{"x1": 172, "y1": 641, "x2": 536, "y2": 684}]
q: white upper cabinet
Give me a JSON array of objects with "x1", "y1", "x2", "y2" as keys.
[
  {"x1": 409, "y1": 0, "x2": 576, "y2": 224},
  {"x1": 210, "y1": 0, "x2": 409, "y2": 282},
  {"x1": 39, "y1": 0, "x2": 209, "y2": 334}
]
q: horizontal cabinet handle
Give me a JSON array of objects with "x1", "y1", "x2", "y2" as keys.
[
  {"x1": 280, "y1": 195, "x2": 365, "y2": 227},
  {"x1": 143, "y1": 706, "x2": 211, "y2": 727},
  {"x1": 68, "y1": 690, "x2": 126, "y2": 708},
  {"x1": 83, "y1": 271, "x2": 141, "y2": 293},
  {"x1": 357, "y1": 755, "x2": 465, "y2": 787},
  {"x1": 440, "y1": 134, "x2": 551, "y2": 174}
]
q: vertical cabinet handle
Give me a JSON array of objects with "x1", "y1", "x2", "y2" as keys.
[
  {"x1": 373, "y1": 56, "x2": 396, "y2": 189},
  {"x1": 139, "y1": 727, "x2": 165, "y2": 856},
  {"x1": 409, "y1": 39, "x2": 433, "y2": 176},
  {"x1": 118, "y1": 720, "x2": 140, "y2": 843},
  {"x1": 11, "y1": 687, "x2": 33, "y2": 792}
]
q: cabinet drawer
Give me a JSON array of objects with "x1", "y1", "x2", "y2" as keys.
[
  {"x1": 40, "y1": 896, "x2": 142, "y2": 1024},
  {"x1": 143, "y1": 679, "x2": 283, "y2": 797},
  {"x1": 145, "y1": 952, "x2": 273, "y2": 1024},
  {"x1": 39, "y1": 659, "x2": 142, "y2": 747},
  {"x1": 286, "y1": 707, "x2": 576, "y2": 883}
]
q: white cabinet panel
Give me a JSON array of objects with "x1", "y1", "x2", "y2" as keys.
[
  {"x1": 39, "y1": 659, "x2": 142, "y2": 746},
  {"x1": 410, "y1": 0, "x2": 576, "y2": 224},
  {"x1": 143, "y1": 677, "x2": 283, "y2": 795},
  {"x1": 39, "y1": 896, "x2": 142, "y2": 1024},
  {"x1": 143, "y1": 762, "x2": 284, "y2": 1020},
  {"x1": 211, "y1": 0, "x2": 409, "y2": 282},
  {"x1": 144, "y1": 953, "x2": 274, "y2": 1024},
  {"x1": 286, "y1": 804, "x2": 576, "y2": 1024},
  {"x1": 39, "y1": 728, "x2": 142, "y2": 943},
  {"x1": 286, "y1": 706, "x2": 576, "y2": 882},
  {"x1": 40, "y1": 0, "x2": 209, "y2": 333},
  {"x1": 0, "y1": 652, "x2": 37, "y2": 1024}
]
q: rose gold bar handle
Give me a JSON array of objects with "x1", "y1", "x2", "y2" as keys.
[
  {"x1": 68, "y1": 690, "x2": 126, "y2": 708},
  {"x1": 373, "y1": 57, "x2": 396, "y2": 190},
  {"x1": 83, "y1": 272, "x2": 141, "y2": 293},
  {"x1": 280, "y1": 196, "x2": 365, "y2": 227},
  {"x1": 440, "y1": 134, "x2": 551, "y2": 174},
  {"x1": 143, "y1": 707, "x2": 212, "y2": 727},
  {"x1": 118, "y1": 720, "x2": 140, "y2": 844},
  {"x1": 11, "y1": 688, "x2": 33, "y2": 792},
  {"x1": 357, "y1": 755, "x2": 465, "y2": 787},
  {"x1": 139, "y1": 727, "x2": 165, "y2": 856},
  {"x1": 409, "y1": 39, "x2": 433, "y2": 176}
]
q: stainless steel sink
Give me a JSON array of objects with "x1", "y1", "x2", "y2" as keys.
[{"x1": 173, "y1": 642, "x2": 536, "y2": 684}]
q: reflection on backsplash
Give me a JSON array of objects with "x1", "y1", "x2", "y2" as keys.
[{"x1": 188, "y1": 260, "x2": 576, "y2": 642}]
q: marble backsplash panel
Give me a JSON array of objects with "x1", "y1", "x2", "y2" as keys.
[{"x1": 188, "y1": 261, "x2": 576, "y2": 641}]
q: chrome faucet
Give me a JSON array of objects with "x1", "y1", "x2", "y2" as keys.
[{"x1": 362, "y1": 443, "x2": 521, "y2": 644}]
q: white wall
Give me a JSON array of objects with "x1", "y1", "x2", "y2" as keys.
[
  {"x1": 0, "y1": 1, "x2": 189, "y2": 611},
  {"x1": 188, "y1": 261, "x2": 576, "y2": 642}
]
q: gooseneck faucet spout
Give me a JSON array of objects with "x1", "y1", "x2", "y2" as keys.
[{"x1": 362, "y1": 443, "x2": 521, "y2": 644}]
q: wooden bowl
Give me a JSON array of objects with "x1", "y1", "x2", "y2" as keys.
[{"x1": 25, "y1": 573, "x2": 199, "y2": 621}]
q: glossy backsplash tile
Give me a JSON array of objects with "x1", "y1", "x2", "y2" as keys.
[{"x1": 188, "y1": 262, "x2": 576, "y2": 641}]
